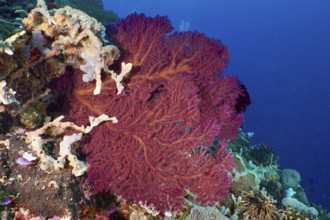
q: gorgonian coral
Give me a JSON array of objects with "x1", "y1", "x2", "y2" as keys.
[{"x1": 56, "y1": 13, "x2": 250, "y2": 213}]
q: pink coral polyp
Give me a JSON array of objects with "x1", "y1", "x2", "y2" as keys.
[{"x1": 59, "y1": 14, "x2": 250, "y2": 213}]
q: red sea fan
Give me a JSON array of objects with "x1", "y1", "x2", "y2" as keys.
[
  {"x1": 79, "y1": 78, "x2": 235, "y2": 212},
  {"x1": 199, "y1": 76, "x2": 251, "y2": 140},
  {"x1": 107, "y1": 13, "x2": 229, "y2": 83},
  {"x1": 59, "y1": 13, "x2": 250, "y2": 213}
]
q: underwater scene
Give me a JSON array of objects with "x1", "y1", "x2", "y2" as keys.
[{"x1": 0, "y1": 0, "x2": 329, "y2": 219}]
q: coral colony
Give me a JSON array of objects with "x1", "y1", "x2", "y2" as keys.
[
  {"x1": 56, "y1": 8, "x2": 252, "y2": 216},
  {"x1": 0, "y1": 0, "x2": 327, "y2": 219}
]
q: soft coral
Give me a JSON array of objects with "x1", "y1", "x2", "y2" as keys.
[{"x1": 58, "y1": 13, "x2": 250, "y2": 213}]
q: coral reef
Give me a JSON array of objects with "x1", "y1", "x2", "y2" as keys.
[
  {"x1": 219, "y1": 132, "x2": 325, "y2": 220},
  {"x1": 0, "y1": 0, "x2": 328, "y2": 219},
  {"x1": 22, "y1": 0, "x2": 120, "y2": 95},
  {"x1": 0, "y1": 0, "x2": 118, "y2": 40}
]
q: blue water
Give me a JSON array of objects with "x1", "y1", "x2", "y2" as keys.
[{"x1": 105, "y1": 0, "x2": 330, "y2": 210}]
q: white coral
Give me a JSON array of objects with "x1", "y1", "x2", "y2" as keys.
[
  {"x1": 26, "y1": 114, "x2": 117, "y2": 176},
  {"x1": 0, "y1": 80, "x2": 18, "y2": 105},
  {"x1": 282, "y1": 188, "x2": 318, "y2": 217},
  {"x1": 108, "y1": 62, "x2": 133, "y2": 95},
  {"x1": 23, "y1": 3, "x2": 122, "y2": 95},
  {"x1": 0, "y1": 30, "x2": 26, "y2": 55}
]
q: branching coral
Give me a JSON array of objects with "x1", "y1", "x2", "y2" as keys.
[
  {"x1": 22, "y1": 0, "x2": 121, "y2": 95},
  {"x1": 235, "y1": 189, "x2": 283, "y2": 220},
  {"x1": 24, "y1": 114, "x2": 117, "y2": 176}
]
